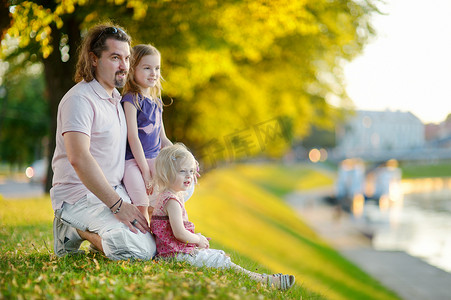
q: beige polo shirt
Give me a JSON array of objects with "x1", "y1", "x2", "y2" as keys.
[{"x1": 50, "y1": 80, "x2": 127, "y2": 210}]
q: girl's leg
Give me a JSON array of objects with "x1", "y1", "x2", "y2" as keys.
[
  {"x1": 148, "y1": 206, "x2": 154, "y2": 217},
  {"x1": 176, "y1": 249, "x2": 232, "y2": 268},
  {"x1": 230, "y1": 262, "x2": 264, "y2": 281},
  {"x1": 230, "y1": 263, "x2": 295, "y2": 290},
  {"x1": 123, "y1": 159, "x2": 150, "y2": 207},
  {"x1": 147, "y1": 158, "x2": 158, "y2": 208},
  {"x1": 137, "y1": 205, "x2": 150, "y2": 224},
  {"x1": 176, "y1": 249, "x2": 295, "y2": 290}
]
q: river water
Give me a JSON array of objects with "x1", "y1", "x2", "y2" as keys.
[{"x1": 361, "y1": 178, "x2": 451, "y2": 273}]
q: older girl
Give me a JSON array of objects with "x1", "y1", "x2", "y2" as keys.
[{"x1": 121, "y1": 44, "x2": 173, "y2": 223}]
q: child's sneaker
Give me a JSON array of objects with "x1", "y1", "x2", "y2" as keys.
[
  {"x1": 53, "y1": 213, "x2": 84, "y2": 257},
  {"x1": 265, "y1": 273, "x2": 296, "y2": 290}
]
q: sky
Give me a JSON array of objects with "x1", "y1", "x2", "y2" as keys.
[{"x1": 343, "y1": 0, "x2": 451, "y2": 124}]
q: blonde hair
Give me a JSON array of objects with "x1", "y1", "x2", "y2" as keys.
[
  {"x1": 74, "y1": 23, "x2": 131, "y2": 83},
  {"x1": 154, "y1": 143, "x2": 196, "y2": 191},
  {"x1": 123, "y1": 44, "x2": 164, "y2": 110}
]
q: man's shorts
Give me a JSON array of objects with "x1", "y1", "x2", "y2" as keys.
[{"x1": 56, "y1": 184, "x2": 156, "y2": 260}]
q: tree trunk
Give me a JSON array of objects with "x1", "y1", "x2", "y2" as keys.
[
  {"x1": 0, "y1": 0, "x2": 11, "y2": 39},
  {"x1": 43, "y1": 18, "x2": 81, "y2": 193}
]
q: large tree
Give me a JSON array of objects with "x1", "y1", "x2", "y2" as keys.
[
  {"x1": 0, "y1": 66, "x2": 48, "y2": 167},
  {"x1": 1, "y1": 0, "x2": 381, "y2": 191}
]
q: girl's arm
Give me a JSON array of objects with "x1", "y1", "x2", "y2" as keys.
[
  {"x1": 123, "y1": 102, "x2": 152, "y2": 196},
  {"x1": 166, "y1": 199, "x2": 209, "y2": 248},
  {"x1": 137, "y1": 206, "x2": 150, "y2": 225},
  {"x1": 159, "y1": 118, "x2": 173, "y2": 149}
]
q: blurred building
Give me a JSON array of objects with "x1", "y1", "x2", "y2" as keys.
[
  {"x1": 425, "y1": 116, "x2": 451, "y2": 148},
  {"x1": 425, "y1": 123, "x2": 441, "y2": 141},
  {"x1": 334, "y1": 110, "x2": 424, "y2": 160}
]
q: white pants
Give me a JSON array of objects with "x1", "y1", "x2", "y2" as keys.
[
  {"x1": 56, "y1": 185, "x2": 156, "y2": 260},
  {"x1": 175, "y1": 249, "x2": 232, "y2": 268}
]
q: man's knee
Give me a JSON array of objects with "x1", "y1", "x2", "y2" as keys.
[{"x1": 101, "y1": 227, "x2": 156, "y2": 260}]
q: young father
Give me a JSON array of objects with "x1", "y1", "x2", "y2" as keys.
[{"x1": 50, "y1": 23, "x2": 156, "y2": 260}]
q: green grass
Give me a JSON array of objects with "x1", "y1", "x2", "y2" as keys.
[
  {"x1": 190, "y1": 163, "x2": 399, "y2": 300},
  {"x1": 0, "y1": 163, "x2": 400, "y2": 299},
  {"x1": 0, "y1": 203, "x2": 293, "y2": 299},
  {"x1": 233, "y1": 163, "x2": 335, "y2": 197},
  {"x1": 401, "y1": 161, "x2": 451, "y2": 178}
]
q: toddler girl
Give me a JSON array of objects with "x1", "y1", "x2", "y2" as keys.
[{"x1": 150, "y1": 143, "x2": 296, "y2": 290}]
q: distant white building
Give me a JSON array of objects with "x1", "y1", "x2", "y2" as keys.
[{"x1": 334, "y1": 110, "x2": 424, "y2": 159}]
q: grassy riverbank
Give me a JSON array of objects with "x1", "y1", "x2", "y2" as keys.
[
  {"x1": 401, "y1": 160, "x2": 451, "y2": 178},
  {"x1": 0, "y1": 163, "x2": 400, "y2": 299}
]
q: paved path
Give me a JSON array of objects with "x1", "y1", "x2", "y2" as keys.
[
  {"x1": 286, "y1": 188, "x2": 451, "y2": 300},
  {"x1": 0, "y1": 179, "x2": 45, "y2": 199}
]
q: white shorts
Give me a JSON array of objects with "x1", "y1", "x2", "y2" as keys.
[
  {"x1": 175, "y1": 249, "x2": 232, "y2": 269},
  {"x1": 57, "y1": 184, "x2": 156, "y2": 260}
]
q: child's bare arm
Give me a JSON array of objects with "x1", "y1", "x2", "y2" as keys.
[
  {"x1": 166, "y1": 200, "x2": 209, "y2": 248},
  {"x1": 137, "y1": 206, "x2": 149, "y2": 224},
  {"x1": 148, "y1": 206, "x2": 154, "y2": 217},
  {"x1": 124, "y1": 102, "x2": 153, "y2": 195},
  {"x1": 159, "y1": 122, "x2": 173, "y2": 149}
]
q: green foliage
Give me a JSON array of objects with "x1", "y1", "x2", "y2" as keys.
[
  {"x1": 301, "y1": 126, "x2": 337, "y2": 149},
  {"x1": 401, "y1": 161, "x2": 451, "y2": 178},
  {"x1": 0, "y1": 66, "x2": 49, "y2": 165},
  {"x1": 1, "y1": 0, "x2": 382, "y2": 168},
  {"x1": 149, "y1": 0, "x2": 381, "y2": 158}
]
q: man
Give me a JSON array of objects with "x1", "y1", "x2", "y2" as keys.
[{"x1": 51, "y1": 23, "x2": 156, "y2": 260}]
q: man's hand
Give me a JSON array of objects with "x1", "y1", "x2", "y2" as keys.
[{"x1": 114, "y1": 202, "x2": 150, "y2": 234}]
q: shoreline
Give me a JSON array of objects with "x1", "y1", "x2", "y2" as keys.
[{"x1": 286, "y1": 188, "x2": 451, "y2": 300}]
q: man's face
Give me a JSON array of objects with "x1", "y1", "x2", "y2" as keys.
[{"x1": 93, "y1": 38, "x2": 130, "y2": 95}]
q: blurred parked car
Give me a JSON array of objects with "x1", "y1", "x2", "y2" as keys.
[{"x1": 25, "y1": 159, "x2": 47, "y2": 184}]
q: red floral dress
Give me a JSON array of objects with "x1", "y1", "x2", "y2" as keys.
[{"x1": 150, "y1": 190, "x2": 196, "y2": 257}]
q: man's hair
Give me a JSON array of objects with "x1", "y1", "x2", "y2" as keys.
[{"x1": 74, "y1": 23, "x2": 131, "y2": 83}]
